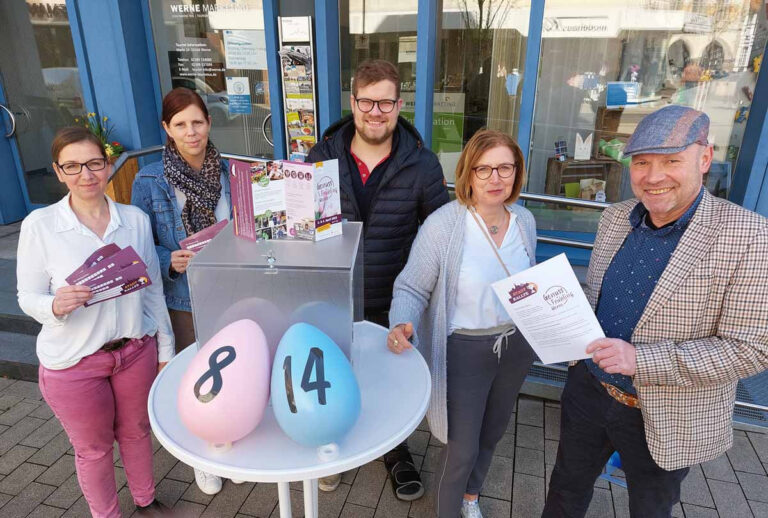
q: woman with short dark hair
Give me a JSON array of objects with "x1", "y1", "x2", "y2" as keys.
[
  {"x1": 17, "y1": 126, "x2": 174, "y2": 517},
  {"x1": 387, "y1": 129, "x2": 537, "y2": 518},
  {"x1": 131, "y1": 87, "x2": 232, "y2": 495}
]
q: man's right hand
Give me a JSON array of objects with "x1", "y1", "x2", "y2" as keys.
[
  {"x1": 387, "y1": 323, "x2": 414, "y2": 354},
  {"x1": 52, "y1": 285, "x2": 92, "y2": 317},
  {"x1": 170, "y1": 249, "x2": 196, "y2": 274}
]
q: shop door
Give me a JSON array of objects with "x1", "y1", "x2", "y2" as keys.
[
  {"x1": 0, "y1": 0, "x2": 89, "y2": 219},
  {"x1": 148, "y1": 0, "x2": 275, "y2": 158}
]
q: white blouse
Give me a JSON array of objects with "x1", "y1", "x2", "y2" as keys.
[
  {"x1": 449, "y1": 207, "x2": 532, "y2": 332},
  {"x1": 17, "y1": 194, "x2": 175, "y2": 369}
]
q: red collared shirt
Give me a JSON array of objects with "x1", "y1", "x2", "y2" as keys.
[{"x1": 350, "y1": 150, "x2": 390, "y2": 186}]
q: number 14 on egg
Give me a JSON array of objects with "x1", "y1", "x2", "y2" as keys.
[{"x1": 283, "y1": 347, "x2": 331, "y2": 413}]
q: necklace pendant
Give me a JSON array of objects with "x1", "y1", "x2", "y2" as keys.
[{"x1": 489, "y1": 225, "x2": 499, "y2": 235}]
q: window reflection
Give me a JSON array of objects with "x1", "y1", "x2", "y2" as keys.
[
  {"x1": 148, "y1": 0, "x2": 273, "y2": 157},
  {"x1": 436, "y1": 0, "x2": 531, "y2": 182},
  {"x1": 527, "y1": 0, "x2": 767, "y2": 234}
]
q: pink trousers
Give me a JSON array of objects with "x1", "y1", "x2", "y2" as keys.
[{"x1": 39, "y1": 335, "x2": 158, "y2": 518}]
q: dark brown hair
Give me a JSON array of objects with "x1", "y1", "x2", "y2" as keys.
[
  {"x1": 161, "y1": 87, "x2": 209, "y2": 143},
  {"x1": 454, "y1": 129, "x2": 526, "y2": 205},
  {"x1": 352, "y1": 60, "x2": 401, "y2": 98},
  {"x1": 51, "y1": 126, "x2": 106, "y2": 162}
]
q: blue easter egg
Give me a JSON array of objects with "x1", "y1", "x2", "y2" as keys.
[{"x1": 271, "y1": 323, "x2": 361, "y2": 446}]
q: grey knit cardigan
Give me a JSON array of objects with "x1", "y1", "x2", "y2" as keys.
[{"x1": 388, "y1": 199, "x2": 537, "y2": 443}]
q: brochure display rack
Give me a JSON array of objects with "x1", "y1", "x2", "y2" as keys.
[
  {"x1": 187, "y1": 221, "x2": 363, "y2": 360},
  {"x1": 278, "y1": 16, "x2": 318, "y2": 161}
]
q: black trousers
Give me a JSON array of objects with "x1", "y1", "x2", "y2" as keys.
[{"x1": 542, "y1": 362, "x2": 689, "y2": 518}]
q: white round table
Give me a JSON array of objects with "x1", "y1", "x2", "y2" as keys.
[{"x1": 148, "y1": 321, "x2": 431, "y2": 518}]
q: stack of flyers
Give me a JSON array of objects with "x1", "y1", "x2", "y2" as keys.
[
  {"x1": 179, "y1": 220, "x2": 228, "y2": 252},
  {"x1": 66, "y1": 244, "x2": 151, "y2": 307}
]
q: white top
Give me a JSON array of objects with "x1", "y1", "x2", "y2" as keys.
[
  {"x1": 174, "y1": 172, "x2": 230, "y2": 222},
  {"x1": 17, "y1": 194, "x2": 175, "y2": 369},
  {"x1": 449, "y1": 207, "x2": 531, "y2": 332},
  {"x1": 148, "y1": 322, "x2": 430, "y2": 482}
]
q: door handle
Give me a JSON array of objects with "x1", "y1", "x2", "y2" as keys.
[
  {"x1": 261, "y1": 113, "x2": 273, "y2": 148},
  {"x1": 0, "y1": 104, "x2": 16, "y2": 138}
]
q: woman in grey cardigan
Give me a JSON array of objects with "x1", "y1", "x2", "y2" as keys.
[{"x1": 388, "y1": 130, "x2": 537, "y2": 518}]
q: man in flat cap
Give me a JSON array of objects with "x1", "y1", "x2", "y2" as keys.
[{"x1": 543, "y1": 105, "x2": 768, "y2": 517}]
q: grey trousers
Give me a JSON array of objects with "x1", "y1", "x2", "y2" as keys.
[{"x1": 436, "y1": 330, "x2": 535, "y2": 518}]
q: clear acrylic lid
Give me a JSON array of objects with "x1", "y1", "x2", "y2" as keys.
[{"x1": 191, "y1": 221, "x2": 362, "y2": 270}]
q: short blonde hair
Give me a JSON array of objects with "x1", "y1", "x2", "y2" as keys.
[{"x1": 454, "y1": 129, "x2": 526, "y2": 205}]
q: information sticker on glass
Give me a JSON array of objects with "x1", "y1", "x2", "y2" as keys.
[{"x1": 226, "y1": 77, "x2": 252, "y2": 115}]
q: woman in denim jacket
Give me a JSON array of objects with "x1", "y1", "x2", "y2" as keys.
[{"x1": 131, "y1": 88, "x2": 233, "y2": 495}]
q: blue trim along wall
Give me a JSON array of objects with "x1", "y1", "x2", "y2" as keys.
[
  {"x1": 518, "y1": 0, "x2": 545, "y2": 165},
  {"x1": 265, "y1": 0, "x2": 287, "y2": 159},
  {"x1": 75, "y1": 0, "x2": 162, "y2": 154},
  {"x1": 731, "y1": 41, "x2": 768, "y2": 217},
  {"x1": 315, "y1": 0, "x2": 341, "y2": 135},
  {"x1": 414, "y1": 0, "x2": 438, "y2": 145}
]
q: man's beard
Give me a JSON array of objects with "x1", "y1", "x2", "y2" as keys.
[{"x1": 354, "y1": 118, "x2": 395, "y2": 146}]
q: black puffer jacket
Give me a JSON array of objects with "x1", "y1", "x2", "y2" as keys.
[{"x1": 308, "y1": 115, "x2": 449, "y2": 312}]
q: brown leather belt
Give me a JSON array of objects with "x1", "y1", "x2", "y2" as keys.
[
  {"x1": 601, "y1": 382, "x2": 641, "y2": 409},
  {"x1": 100, "y1": 337, "x2": 132, "y2": 352}
]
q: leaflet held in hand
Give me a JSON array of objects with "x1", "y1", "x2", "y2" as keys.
[
  {"x1": 491, "y1": 254, "x2": 603, "y2": 364},
  {"x1": 66, "y1": 244, "x2": 151, "y2": 307}
]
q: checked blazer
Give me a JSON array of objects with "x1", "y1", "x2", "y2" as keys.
[{"x1": 584, "y1": 190, "x2": 768, "y2": 470}]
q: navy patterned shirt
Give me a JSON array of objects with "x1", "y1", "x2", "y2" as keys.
[{"x1": 585, "y1": 187, "x2": 705, "y2": 394}]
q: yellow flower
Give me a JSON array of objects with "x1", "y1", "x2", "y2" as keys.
[
  {"x1": 88, "y1": 112, "x2": 95, "y2": 118},
  {"x1": 74, "y1": 118, "x2": 79, "y2": 122},
  {"x1": 105, "y1": 144, "x2": 115, "y2": 157},
  {"x1": 103, "y1": 116, "x2": 108, "y2": 122}
]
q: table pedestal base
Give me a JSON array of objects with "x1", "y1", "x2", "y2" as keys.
[{"x1": 277, "y1": 479, "x2": 318, "y2": 518}]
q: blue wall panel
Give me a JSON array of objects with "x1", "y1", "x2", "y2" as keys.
[
  {"x1": 518, "y1": 0, "x2": 544, "y2": 165},
  {"x1": 731, "y1": 41, "x2": 768, "y2": 217},
  {"x1": 315, "y1": 0, "x2": 341, "y2": 135},
  {"x1": 414, "y1": 0, "x2": 438, "y2": 146},
  {"x1": 74, "y1": 0, "x2": 162, "y2": 154}
]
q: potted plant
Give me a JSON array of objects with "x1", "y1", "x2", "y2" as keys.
[{"x1": 75, "y1": 112, "x2": 125, "y2": 161}]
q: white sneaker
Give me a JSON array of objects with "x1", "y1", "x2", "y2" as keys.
[
  {"x1": 318, "y1": 473, "x2": 341, "y2": 492},
  {"x1": 461, "y1": 498, "x2": 483, "y2": 518},
  {"x1": 194, "y1": 468, "x2": 222, "y2": 495}
]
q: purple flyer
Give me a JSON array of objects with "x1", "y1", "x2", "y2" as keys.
[{"x1": 180, "y1": 219, "x2": 228, "y2": 252}]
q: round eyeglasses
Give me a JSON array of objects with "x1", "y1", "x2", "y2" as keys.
[
  {"x1": 353, "y1": 97, "x2": 398, "y2": 114},
  {"x1": 472, "y1": 163, "x2": 517, "y2": 180},
  {"x1": 56, "y1": 158, "x2": 109, "y2": 176}
]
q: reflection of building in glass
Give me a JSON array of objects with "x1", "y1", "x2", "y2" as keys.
[{"x1": 339, "y1": 0, "x2": 765, "y2": 234}]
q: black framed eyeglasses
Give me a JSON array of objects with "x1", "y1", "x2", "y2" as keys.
[
  {"x1": 353, "y1": 97, "x2": 398, "y2": 114},
  {"x1": 472, "y1": 163, "x2": 517, "y2": 180},
  {"x1": 56, "y1": 158, "x2": 109, "y2": 176}
]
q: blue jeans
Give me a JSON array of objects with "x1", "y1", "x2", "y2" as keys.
[{"x1": 542, "y1": 362, "x2": 689, "y2": 518}]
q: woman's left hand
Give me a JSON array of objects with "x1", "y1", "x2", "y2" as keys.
[{"x1": 157, "y1": 362, "x2": 168, "y2": 374}]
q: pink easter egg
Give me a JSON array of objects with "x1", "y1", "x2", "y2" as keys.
[{"x1": 177, "y1": 319, "x2": 271, "y2": 445}]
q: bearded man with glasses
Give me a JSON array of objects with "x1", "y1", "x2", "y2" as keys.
[{"x1": 308, "y1": 59, "x2": 449, "y2": 500}]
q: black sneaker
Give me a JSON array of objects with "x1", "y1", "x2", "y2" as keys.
[{"x1": 136, "y1": 499, "x2": 174, "y2": 517}]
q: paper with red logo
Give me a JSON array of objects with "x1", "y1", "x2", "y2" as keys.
[{"x1": 491, "y1": 253, "x2": 603, "y2": 364}]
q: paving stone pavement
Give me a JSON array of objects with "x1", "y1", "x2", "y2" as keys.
[{"x1": 1, "y1": 379, "x2": 767, "y2": 517}]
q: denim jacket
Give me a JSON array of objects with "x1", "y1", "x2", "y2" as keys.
[{"x1": 130, "y1": 160, "x2": 230, "y2": 311}]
